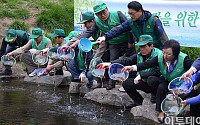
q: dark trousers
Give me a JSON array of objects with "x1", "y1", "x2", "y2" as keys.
[
  {"x1": 109, "y1": 43, "x2": 135, "y2": 61},
  {"x1": 156, "y1": 76, "x2": 169, "y2": 112},
  {"x1": 122, "y1": 76, "x2": 159, "y2": 103}
]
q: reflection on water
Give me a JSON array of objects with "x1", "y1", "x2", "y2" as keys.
[{"x1": 0, "y1": 79, "x2": 156, "y2": 125}]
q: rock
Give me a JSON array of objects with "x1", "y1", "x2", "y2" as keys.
[
  {"x1": 68, "y1": 82, "x2": 93, "y2": 94},
  {"x1": 24, "y1": 71, "x2": 72, "y2": 86},
  {"x1": 84, "y1": 85, "x2": 133, "y2": 106}
]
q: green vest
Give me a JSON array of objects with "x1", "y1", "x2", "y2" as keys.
[
  {"x1": 137, "y1": 48, "x2": 162, "y2": 82},
  {"x1": 129, "y1": 14, "x2": 160, "y2": 48},
  {"x1": 31, "y1": 35, "x2": 50, "y2": 50},
  {"x1": 158, "y1": 52, "x2": 187, "y2": 81},
  {"x1": 16, "y1": 30, "x2": 29, "y2": 47},
  {"x1": 77, "y1": 51, "x2": 85, "y2": 70},
  {"x1": 95, "y1": 11, "x2": 128, "y2": 44}
]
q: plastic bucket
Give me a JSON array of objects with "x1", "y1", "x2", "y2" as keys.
[
  {"x1": 32, "y1": 52, "x2": 48, "y2": 65},
  {"x1": 1, "y1": 55, "x2": 16, "y2": 67},
  {"x1": 57, "y1": 46, "x2": 75, "y2": 61},
  {"x1": 48, "y1": 47, "x2": 59, "y2": 60},
  {"x1": 108, "y1": 63, "x2": 129, "y2": 82},
  {"x1": 161, "y1": 94, "x2": 183, "y2": 116},
  {"x1": 89, "y1": 57, "x2": 105, "y2": 78},
  {"x1": 168, "y1": 77, "x2": 193, "y2": 97}
]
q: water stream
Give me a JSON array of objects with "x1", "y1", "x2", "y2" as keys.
[{"x1": 0, "y1": 79, "x2": 157, "y2": 125}]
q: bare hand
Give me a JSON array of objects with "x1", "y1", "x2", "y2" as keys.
[
  {"x1": 121, "y1": 66, "x2": 134, "y2": 73},
  {"x1": 6, "y1": 53, "x2": 13, "y2": 59},
  {"x1": 179, "y1": 69, "x2": 193, "y2": 82}
]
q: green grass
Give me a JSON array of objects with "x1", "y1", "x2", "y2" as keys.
[
  {"x1": 8, "y1": 20, "x2": 29, "y2": 32},
  {"x1": 181, "y1": 46, "x2": 200, "y2": 61}
]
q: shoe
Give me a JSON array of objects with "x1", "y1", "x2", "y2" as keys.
[
  {"x1": 103, "y1": 80, "x2": 109, "y2": 88},
  {"x1": 91, "y1": 83, "x2": 102, "y2": 89},
  {"x1": 28, "y1": 71, "x2": 37, "y2": 77},
  {"x1": 118, "y1": 86, "x2": 125, "y2": 92},
  {"x1": 106, "y1": 85, "x2": 115, "y2": 90},
  {"x1": 0, "y1": 69, "x2": 12, "y2": 75},
  {"x1": 150, "y1": 94, "x2": 156, "y2": 103},
  {"x1": 126, "y1": 101, "x2": 142, "y2": 109}
]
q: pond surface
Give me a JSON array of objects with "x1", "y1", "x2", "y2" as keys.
[{"x1": 0, "y1": 79, "x2": 156, "y2": 125}]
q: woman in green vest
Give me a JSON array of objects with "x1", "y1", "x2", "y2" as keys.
[{"x1": 121, "y1": 40, "x2": 193, "y2": 123}]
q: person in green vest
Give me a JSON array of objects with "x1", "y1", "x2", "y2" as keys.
[
  {"x1": 97, "y1": 1, "x2": 168, "y2": 49},
  {"x1": 64, "y1": 31, "x2": 80, "y2": 44},
  {"x1": 6, "y1": 28, "x2": 52, "y2": 75},
  {"x1": 0, "y1": 29, "x2": 29, "y2": 75},
  {"x1": 77, "y1": 3, "x2": 136, "y2": 90},
  {"x1": 121, "y1": 39, "x2": 193, "y2": 123},
  {"x1": 97, "y1": 35, "x2": 162, "y2": 104}
]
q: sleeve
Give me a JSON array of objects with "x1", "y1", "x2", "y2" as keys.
[
  {"x1": 140, "y1": 67, "x2": 161, "y2": 79},
  {"x1": 117, "y1": 11, "x2": 127, "y2": 23},
  {"x1": 192, "y1": 56, "x2": 200, "y2": 71},
  {"x1": 186, "y1": 94, "x2": 200, "y2": 105},
  {"x1": 111, "y1": 54, "x2": 137, "y2": 66},
  {"x1": 45, "y1": 40, "x2": 52, "y2": 48},
  {"x1": 153, "y1": 17, "x2": 168, "y2": 48},
  {"x1": 136, "y1": 56, "x2": 159, "y2": 71},
  {"x1": 66, "y1": 31, "x2": 84, "y2": 46},
  {"x1": 79, "y1": 21, "x2": 99, "y2": 39},
  {"x1": 184, "y1": 56, "x2": 193, "y2": 70},
  {"x1": 0, "y1": 38, "x2": 7, "y2": 58},
  {"x1": 10, "y1": 40, "x2": 32, "y2": 56},
  {"x1": 22, "y1": 33, "x2": 29, "y2": 46},
  {"x1": 104, "y1": 20, "x2": 132, "y2": 41}
]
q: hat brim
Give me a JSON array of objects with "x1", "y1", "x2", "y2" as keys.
[
  {"x1": 135, "y1": 42, "x2": 149, "y2": 46},
  {"x1": 5, "y1": 37, "x2": 15, "y2": 42},
  {"x1": 94, "y1": 6, "x2": 107, "y2": 13},
  {"x1": 77, "y1": 20, "x2": 88, "y2": 24},
  {"x1": 49, "y1": 33, "x2": 56, "y2": 38},
  {"x1": 30, "y1": 34, "x2": 40, "y2": 39}
]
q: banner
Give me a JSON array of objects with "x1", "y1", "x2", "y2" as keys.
[{"x1": 74, "y1": 0, "x2": 200, "y2": 47}]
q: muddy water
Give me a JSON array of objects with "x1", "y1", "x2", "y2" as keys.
[{"x1": 0, "y1": 79, "x2": 156, "y2": 125}]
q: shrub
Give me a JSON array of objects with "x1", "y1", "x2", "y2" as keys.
[
  {"x1": 13, "y1": 8, "x2": 30, "y2": 19},
  {"x1": 8, "y1": 20, "x2": 29, "y2": 32},
  {"x1": 181, "y1": 46, "x2": 200, "y2": 61}
]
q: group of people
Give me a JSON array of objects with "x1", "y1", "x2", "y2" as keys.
[{"x1": 0, "y1": 1, "x2": 200, "y2": 124}]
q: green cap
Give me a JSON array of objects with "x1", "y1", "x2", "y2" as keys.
[
  {"x1": 135, "y1": 35, "x2": 153, "y2": 46},
  {"x1": 5, "y1": 29, "x2": 16, "y2": 42},
  {"x1": 78, "y1": 11, "x2": 95, "y2": 24},
  {"x1": 64, "y1": 31, "x2": 80, "y2": 41},
  {"x1": 30, "y1": 28, "x2": 42, "y2": 39},
  {"x1": 93, "y1": 3, "x2": 107, "y2": 13},
  {"x1": 49, "y1": 29, "x2": 65, "y2": 37}
]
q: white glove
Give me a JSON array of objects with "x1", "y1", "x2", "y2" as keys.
[
  {"x1": 79, "y1": 72, "x2": 86, "y2": 83},
  {"x1": 29, "y1": 49, "x2": 37, "y2": 54},
  {"x1": 97, "y1": 36, "x2": 106, "y2": 44},
  {"x1": 134, "y1": 75, "x2": 141, "y2": 84}
]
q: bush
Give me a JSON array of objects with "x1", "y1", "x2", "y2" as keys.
[
  {"x1": 181, "y1": 46, "x2": 200, "y2": 61},
  {"x1": 8, "y1": 20, "x2": 29, "y2": 32},
  {"x1": 36, "y1": 2, "x2": 74, "y2": 34}
]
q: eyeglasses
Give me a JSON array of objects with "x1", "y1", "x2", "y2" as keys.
[
  {"x1": 162, "y1": 51, "x2": 172, "y2": 57},
  {"x1": 128, "y1": 11, "x2": 138, "y2": 16},
  {"x1": 96, "y1": 10, "x2": 107, "y2": 16}
]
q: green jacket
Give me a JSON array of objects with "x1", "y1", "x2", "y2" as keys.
[
  {"x1": 158, "y1": 52, "x2": 187, "y2": 81},
  {"x1": 31, "y1": 35, "x2": 50, "y2": 50},
  {"x1": 95, "y1": 11, "x2": 128, "y2": 44},
  {"x1": 129, "y1": 14, "x2": 160, "y2": 48},
  {"x1": 137, "y1": 48, "x2": 162, "y2": 82}
]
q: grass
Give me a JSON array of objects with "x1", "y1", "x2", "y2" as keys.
[{"x1": 8, "y1": 20, "x2": 30, "y2": 32}]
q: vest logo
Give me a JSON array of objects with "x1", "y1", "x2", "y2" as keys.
[
  {"x1": 176, "y1": 68, "x2": 180, "y2": 72},
  {"x1": 99, "y1": 6, "x2": 101, "y2": 9},
  {"x1": 147, "y1": 25, "x2": 150, "y2": 29},
  {"x1": 8, "y1": 34, "x2": 11, "y2": 38},
  {"x1": 33, "y1": 31, "x2": 36, "y2": 34}
]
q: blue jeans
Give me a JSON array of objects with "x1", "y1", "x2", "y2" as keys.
[
  {"x1": 69, "y1": 59, "x2": 94, "y2": 86},
  {"x1": 2, "y1": 44, "x2": 16, "y2": 70}
]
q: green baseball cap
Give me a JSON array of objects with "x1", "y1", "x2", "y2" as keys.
[
  {"x1": 5, "y1": 29, "x2": 16, "y2": 42},
  {"x1": 49, "y1": 29, "x2": 65, "y2": 37},
  {"x1": 30, "y1": 28, "x2": 42, "y2": 39},
  {"x1": 77, "y1": 11, "x2": 95, "y2": 24},
  {"x1": 93, "y1": 3, "x2": 107, "y2": 14},
  {"x1": 135, "y1": 35, "x2": 153, "y2": 46},
  {"x1": 64, "y1": 31, "x2": 80, "y2": 41}
]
